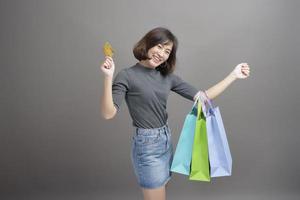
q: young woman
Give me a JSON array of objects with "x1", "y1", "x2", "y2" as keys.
[{"x1": 100, "y1": 27, "x2": 250, "y2": 200}]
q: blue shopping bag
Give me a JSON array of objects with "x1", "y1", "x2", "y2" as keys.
[
  {"x1": 170, "y1": 99, "x2": 199, "y2": 175},
  {"x1": 202, "y1": 97, "x2": 232, "y2": 177}
]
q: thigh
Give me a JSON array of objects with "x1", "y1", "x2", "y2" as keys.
[
  {"x1": 142, "y1": 185, "x2": 166, "y2": 200},
  {"x1": 131, "y1": 130, "x2": 173, "y2": 189}
]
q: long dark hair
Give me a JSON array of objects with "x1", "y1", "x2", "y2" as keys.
[{"x1": 133, "y1": 27, "x2": 178, "y2": 76}]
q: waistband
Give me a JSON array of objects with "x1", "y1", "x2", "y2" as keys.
[{"x1": 134, "y1": 122, "x2": 170, "y2": 136}]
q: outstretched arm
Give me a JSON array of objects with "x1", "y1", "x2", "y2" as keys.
[{"x1": 196, "y1": 63, "x2": 250, "y2": 100}]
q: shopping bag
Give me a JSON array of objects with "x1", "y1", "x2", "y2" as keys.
[
  {"x1": 170, "y1": 99, "x2": 198, "y2": 175},
  {"x1": 202, "y1": 96, "x2": 232, "y2": 177},
  {"x1": 189, "y1": 100, "x2": 210, "y2": 181}
]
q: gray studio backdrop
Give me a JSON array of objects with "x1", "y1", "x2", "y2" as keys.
[{"x1": 1, "y1": 0, "x2": 299, "y2": 199}]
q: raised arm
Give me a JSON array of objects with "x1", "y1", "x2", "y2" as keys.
[
  {"x1": 100, "y1": 57, "x2": 117, "y2": 119},
  {"x1": 202, "y1": 63, "x2": 250, "y2": 100}
]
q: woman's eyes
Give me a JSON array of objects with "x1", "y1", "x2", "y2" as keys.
[{"x1": 157, "y1": 44, "x2": 170, "y2": 54}]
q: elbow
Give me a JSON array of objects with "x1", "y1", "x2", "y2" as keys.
[
  {"x1": 103, "y1": 115, "x2": 114, "y2": 120},
  {"x1": 101, "y1": 107, "x2": 117, "y2": 120},
  {"x1": 101, "y1": 112, "x2": 115, "y2": 120},
  {"x1": 102, "y1": 113, "x2": 115, "y2": 120}
]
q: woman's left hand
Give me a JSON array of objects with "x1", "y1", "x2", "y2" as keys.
[{"x1": 232, "y1": 63, "x2": 251, "y2": 79}]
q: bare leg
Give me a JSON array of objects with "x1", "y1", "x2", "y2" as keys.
[{"x1": 142, "y1": 185, "x2": 166, "y2": 200}]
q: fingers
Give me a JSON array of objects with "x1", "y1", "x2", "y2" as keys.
[
  {"x1": 240, "y1": 63, "x2": 249, "y2": 69},
  {"x1": 240, "y1": 62, "x2": 250, "y2": 76},
  {"x1": 233, "y1": 62, "x2": 251, "y2": 79},
  {"x1": 102, "y1": 56, "x2": 114, "y2": 69},
  {"x1": 102, "y1": 60, "x2": 110, "y2": 68},
  {"x1": 241, "y1": 70, "x2": 248, "y2": 76}
]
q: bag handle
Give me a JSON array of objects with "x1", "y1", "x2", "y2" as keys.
[
  {"x1": 197, "y1": 98, "x2": 202, "y2": 119},
  {"x1": 192, "y1": 95, "x2": 200, "y2": 108},
  {"x1": 192, "y1": 90, "x2": 215, "y2": 115},
  {"x1": 203, "y1": 91, "x2": 214, "y2": 109},
  {"x1": 192, "y1": 90, "x2": 205, "y2": 107},
  {"x1": 195, "y1": 91, "x2": 214, "y2": 116}
]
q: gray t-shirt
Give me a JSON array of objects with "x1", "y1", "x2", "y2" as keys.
[{"x1": 112, "y1": 63, "x2": 199, "y2": 128}]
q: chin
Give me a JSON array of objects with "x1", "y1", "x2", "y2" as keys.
[{"x1": 149, "y1": 60, "x2": 162, "y2": 68}]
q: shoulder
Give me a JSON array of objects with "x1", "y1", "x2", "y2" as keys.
[
  {"x1": 113, "y1": 64, "x2": 138, "y2": 84},
  {"x1": 116, "y1": 64, "x2": 139, "y2": 75},
  {"x1": 167, "y1": 72, "x2": 182, "y2": 82},
  {"x1": 114, "y1": 65, "x2": 134, "y2": 78},
  {"x1": 113, "y1": 68, "x2": 130, "y2": 85}
]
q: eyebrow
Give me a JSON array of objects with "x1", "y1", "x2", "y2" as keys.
[
  {"x1": 163, "y1": 46, "x2": 172, "y2": 51},
  {"x1": 161, "y1": 42, "x2": 172, "y2": 51}
]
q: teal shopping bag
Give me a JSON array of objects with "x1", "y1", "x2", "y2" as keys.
[{"x1": 170, "y1": 100, "x2": 198, "y2": 175}]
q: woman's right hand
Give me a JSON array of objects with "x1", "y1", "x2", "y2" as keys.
[{"x1": 100, "y1": 56, "x2": 115, "y2": 77}]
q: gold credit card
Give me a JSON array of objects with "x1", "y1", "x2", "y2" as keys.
[{"x1": 103, "y1": 42, "x2": 114, "y2": 57}]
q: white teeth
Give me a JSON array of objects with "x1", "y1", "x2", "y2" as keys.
[{"x1": 153, "y1": 56, "x2": 161, "y2": 63}]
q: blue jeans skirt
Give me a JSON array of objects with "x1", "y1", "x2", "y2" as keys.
[{"x1": 131, "y1": 123, "x2": 173, "y2": 189}]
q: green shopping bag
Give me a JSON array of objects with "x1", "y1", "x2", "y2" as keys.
[{"x1": 189, "y1": 100, "x2": 210, "y2": 182}]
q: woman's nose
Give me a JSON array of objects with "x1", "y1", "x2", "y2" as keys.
[{"x1": 157, "y1": 49, "x2": 164, "y2": 57}]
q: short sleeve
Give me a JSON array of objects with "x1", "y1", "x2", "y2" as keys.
[
  {"x1": 112, "y1": 69, "x2": 129, "y2": 112},
  {"x1": 170, "y1": 74, "x2": 199, "y2": 101}
]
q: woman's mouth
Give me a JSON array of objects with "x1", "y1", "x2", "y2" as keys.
[{"x1": 152, "y1": 55, "x2": 161, "y2": 64}]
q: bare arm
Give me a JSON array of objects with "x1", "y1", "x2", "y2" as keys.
[
  {"x1": 100, "y1": 56, "x2": 117, "y2": 119},
  {"x1": 194, "y1": 63, "x2": 250, "y2": 101},
  {"x1": 101, "y1": 76, "x2": 117, "y2": 119},
  {"x1": 205, "y1": 72, "x2": 237, "y2": 100}
]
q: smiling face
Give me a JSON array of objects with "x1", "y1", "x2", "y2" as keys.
[{"x1": 141, "y1": 42, "x2": 173, "y2": 68}]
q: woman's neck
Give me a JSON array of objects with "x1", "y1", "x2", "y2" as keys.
[{"x1": 139, "y1": 60, "x2": 155, "y2": 69}]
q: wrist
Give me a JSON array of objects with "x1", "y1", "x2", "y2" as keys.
[
  {"x1": 103, "y1": 75, "x2": 114, "y2": 86},
  {"x1": 229, "y1": 71, "x2": 237, "y2": 81},
  {"x1": 104, "y1": 74, "x2": 114, "y2": 80}
]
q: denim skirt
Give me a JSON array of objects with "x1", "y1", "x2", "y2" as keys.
[{"x1": 131, "y1": 123, "x2": 173, "y2": 189}]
